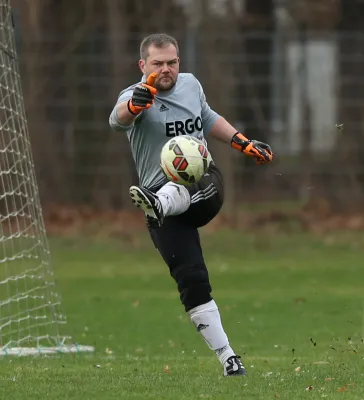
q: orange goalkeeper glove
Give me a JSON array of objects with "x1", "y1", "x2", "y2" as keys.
[
  {"x1": 231, "y1": 132, "x2": 273, "y2": 164},
  {"x1": 127, "y1": 72, "x2": 158, "y2": 115}
]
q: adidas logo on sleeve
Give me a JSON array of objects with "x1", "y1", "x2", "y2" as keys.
[{"x1": 159, "y1": 104, "x2": 169, "y2": 112}]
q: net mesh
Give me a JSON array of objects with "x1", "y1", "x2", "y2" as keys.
[{"x1": 0, "y1": 1, "x2": 93, "y2": 355}]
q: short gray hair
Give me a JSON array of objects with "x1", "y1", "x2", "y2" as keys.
[{"x1": 140, "y1": 33, "x2": 179, "y2": 60}]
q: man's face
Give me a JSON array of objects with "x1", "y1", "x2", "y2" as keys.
[{"x1": 139, "y1": 44, "x2": 180, "y2": 91}]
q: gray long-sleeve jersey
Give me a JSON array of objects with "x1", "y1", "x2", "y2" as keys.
[{"x1": 109, "y1": 73, "x2": 220, "y2": 189}]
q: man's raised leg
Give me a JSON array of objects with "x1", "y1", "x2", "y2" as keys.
[{"x1": 129, "y1": 182, "x2": 190, "y2": 227}]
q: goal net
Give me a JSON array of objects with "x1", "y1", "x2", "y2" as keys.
[{"x1": 0, "y1": 2, "x2": 93, "y2": 355}]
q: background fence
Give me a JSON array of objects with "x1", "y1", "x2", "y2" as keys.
[{"x1": 9, "y1": 0, "x2": 364, "y2": 225}]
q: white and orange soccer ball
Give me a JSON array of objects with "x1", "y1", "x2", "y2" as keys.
[{"x1": 160, "y1": 136, "x2": 212, "y2": 186}]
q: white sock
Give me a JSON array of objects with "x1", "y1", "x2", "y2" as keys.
[
  {"x1": 215, "y1": 344, "x2": 236, "y2": 366},
  {"x1": 187, "y1": 300, "x2": 236, "y2": 365},
  {"x1": 156, "y1": 182, "x2": 190, "y2": 216}
]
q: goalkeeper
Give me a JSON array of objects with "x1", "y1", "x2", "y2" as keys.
[{"x1": 109, "y1": 33, "x2": 273, "y2": 377}]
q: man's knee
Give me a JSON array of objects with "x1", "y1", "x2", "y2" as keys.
[{"x1": 171, "y1": 264, "x2": 212, "y2": 312}]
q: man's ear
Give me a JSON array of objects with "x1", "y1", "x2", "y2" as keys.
[{"x1": 138, "y1": 59, "x2": 145, "y2": 74}]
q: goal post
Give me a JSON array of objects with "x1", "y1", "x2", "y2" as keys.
[{"x1": 0, "y1": 1, "x2": 94, "y2": 355}]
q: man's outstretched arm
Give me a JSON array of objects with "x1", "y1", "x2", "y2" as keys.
[{"x1": 109, "y1": 73, "x2": 158, "y2": 130}]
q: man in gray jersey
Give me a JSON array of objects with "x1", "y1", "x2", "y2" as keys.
[{"x1": 109, "y1": 33, "x2": 273, "y2": 377}]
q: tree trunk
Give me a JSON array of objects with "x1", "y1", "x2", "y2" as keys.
[
  {"x1": 333, "y1": 0, "x2": 364, "y2": 210},
  {"x1": 91, "y1": 0, "x2": 136, "y2": 209},
  {"x1": 236, "y1": 0, "x2": 274, "y2": 202},
  {"x1": 15, "y1": 0, "x2": 68, "y2": 203}
]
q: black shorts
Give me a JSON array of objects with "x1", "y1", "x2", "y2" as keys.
[
  {"x1": 159, "y1": 162, "x2": 224, "y2": 228},
  {"x1": 148, "y1": 163, "x2": 224, "y2": 310}
]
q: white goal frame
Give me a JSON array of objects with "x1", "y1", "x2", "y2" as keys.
[{"x1": 0, "y1": 1, "x2": 94, "y2": 356}]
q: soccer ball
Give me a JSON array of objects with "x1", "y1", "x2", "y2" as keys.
[{"x1": 160, "y1": 136, "x2": 212, "y2": 186}]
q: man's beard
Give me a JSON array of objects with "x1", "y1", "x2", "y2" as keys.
[{"x1": 155, "y1": 76, "x2": 177, "y2": 91}]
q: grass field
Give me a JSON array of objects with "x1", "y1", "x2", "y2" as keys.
[{"x1": 1, "y1": 230, "x2": 364, "y2": 399}]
